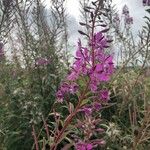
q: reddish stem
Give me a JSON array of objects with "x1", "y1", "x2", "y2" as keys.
[
  {"x1": 32, "y1": 124, "x2": 39, "y2": 150},
  {"x1": 42, "y1": 116, "x2": 50, "y2": 140},
  {"x1": 51, "y1": 80, "x2": 90, "y2": 150}
]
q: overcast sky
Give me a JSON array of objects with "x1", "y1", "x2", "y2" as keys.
[
  {"x1": 65, "y1": 0, "x2": 147, "y2": 25},
  {"x1": 44, "y1": 0, "x2": 148, "y2": 43},
  {"x1": 44, "y1": 0, "x2": 149, "y2": 61},
  {"x1": 61, "y1": 0, "x2": 149, "y2": 64},
  {"x1": 64, "y1": 0, "x2": 148, "y2": 45}
]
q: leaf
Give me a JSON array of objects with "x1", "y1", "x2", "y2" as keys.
[
  {"x1": 56, "y1": 130, "x2": 73, "y2": 146},
  {"x1": 78, "y1": 30, "x2": 89, "y2": 37},
  {"x1": 100, "y1": 24, "x2": 107, "y2": 27},
  {"x1": 107, "y1": 39, "x2": 113, "y2": 43},
  {"x1": 146, "y1": 8, "x2": 150, "y2": 14},
  {"x1": 49, "y1": 74, "x2": 57, "y2": 78},
  {"x1": 79, "y1": 22, "x2": 87, "y2": 26},
  {"x1": 103, "y1": 45, "x2": 110, "y2": 48},
  {"x1": 80, "y1": 99, "x2": 89, "y2": 107},
  {"x1": 84, "y1": 8, "x2": 91, "y2": 13},
  {"x1": 48, "y1": 136, "x2": 55, "y2": 145},
  {"x1": 101, "y1": 28, "x2": 109, "y2": 33},
  {"x1": 69, "y1": 102, "x2": 74, "y2": 113},
  {"x1": 90, "y1": 12, "x2": 94, "y2": 20},
  {"x1": 85, "y1": 6, "x2": 93, "y2": 10},
  {"x1": 79, "y1": 22, "x2": 91, "y2": 28},
  {"x1": 144, "y1": 16, "x2": 150, "y2": 22},
  {"x1": 92, "y1": 2, "x2": 96, "y2": 6}
]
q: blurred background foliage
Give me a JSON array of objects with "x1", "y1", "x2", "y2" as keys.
[{"x1": 0, "y1": 0, "x2": 150, "y2": 150}]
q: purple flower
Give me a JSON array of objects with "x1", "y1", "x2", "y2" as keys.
[
  {"x1": 90, "y1": 62, "x2": 112, "y2": 82},
  {"x1": 60, "y1": 82, "x2": 70, "y2": 93},
  {"x1": 121, "y1": 5, "x2": 134, "y2": 26},
  {"x1": 70, "y1": 82, "x2": 79, "y2": 94},
  {"x1": 113, "y1": 13, "x2": 120, "y2": 27},
  {"x1": 90, "y1": 32, "x2": 107, "y2": 50},
  {"x1": 105, "y1": 56, "x2": 114, "y2": 74},
  {"x1": 56, "y1": 90, "x2": 64, "y2": 103},
  {"x1": 76, "y1": 50, "x2": 82, "y2": 58},
  {"x1": 86, "y1": 144, "x2": 93, "y2": 150},
  {"x1": 89, "y1": 55, "x2": 114, "y2": 83},
  {"x1": 36, "y1": 58, "x2": 50, "y2": 66},
  {"x1": 67, "y1": 71, "x2": 79, "y2": 81},
  {"x1": 74, "y1": 59, "x2": 83, "y2": 70},
  {"x1": 93, "y1": 102, "x2": 101, "y2": 111},
  {"x1": 106, "y1": 55, "x2": 113, "y2": 64},
  {"x1": 76, "y1": 40, "x2": 90, "y2": 61},
  {"x1": 125, "y1": 15, "x2": 133, "y2": 25},
  {"x1": 100, "y1": 90, "x2": 110, "y2": 101},
  {"x1": 122, "y1": 5, "x2": 129, "y2": 15},
  {"x1": 75, "y1": 142, "x2": 93, "y2": 150},
  {"x1": 56, "y1": 82, "x2": 79, "y2": 102},
  {"x1": 98, "y1": 73, "x2": 110, "y2": 81},
  {"x1": 143, "y1": 0, "x2": 150, "y2": 6},
  {"x1": 82, "y1": 106, "x2": 93, "y2": 115},
  {"x1": 73, "y1": 41, "x2": 90, "y2": 77},
  {"x1": 89, "y1": 82, "x2": 98, "y2": 92}
]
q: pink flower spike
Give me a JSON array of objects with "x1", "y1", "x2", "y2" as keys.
[
  {"x1": 125, "y1": 15, "x2": 133, "y2": 25},
  {"x1": 90, "y1": 83, "x2": 98, "y2": 92},
  {"x1": 60, "y1": 82, "x2": 70, "y2": 93},
  {"x1": 70, "y1": 83, "x2": 79, "y2": 94},
  {"x1": 75, "y1": 142, "x2": 93, "y2": 150},
  {"x1": 97, "y1": 73, "x2": 110, "y2": 82},
  {"x1": 143, "y1": 0, "x2": 150, "y2": 6},
  {"x1": 56, "y1": 90, "x2": 64, "y2": 103},
  {"x1": 100, "y1": 90, "x2": 110, "y2": 101},
  {"x1": 76, "y1": 50, "x2": 82, "y2": 58},
  {"x1": 122, "y1": 5, "x2": 129, "y2": 15},
  {"x1": 82, "y1": 106, "x2": 93, "y2": 115},
  {"x1": 93, "y1": 102, "x2": 102, "y2": 111},
  {"x1": 67, "y1": 71, "x2": 79, "y2": 81},
  {"x1": 106, "y1": 55, "x2": 113, "y2": 64},
  {"x1": 87, "y1": 144, "x2": 93, "y2": 150}
]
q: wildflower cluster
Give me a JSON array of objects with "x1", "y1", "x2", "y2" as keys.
[
  {"x1": 112, "y1": 5, "x2": 133, "y2": 34},
  {"x1": 35, "y1": 57, "x2": 50, "y2": 66},
  {"x1": 143, "y1": 0, "x2": 150, "y2": 6},
  {"x1": 122, "y1": 5, "x2": 133, "y2": 26},
  {"x1": 113, "y1": 13, "x2": 120, "y2": 28},
  {"x1": 56, "y1": 32, "x2": 114, "y2": 103},
  {"x1": 55, "y1": 29, "x2": 114, "y2": 149},
  {"x1": 53, "y1": 1, "x2": 115, "y2": 149}
]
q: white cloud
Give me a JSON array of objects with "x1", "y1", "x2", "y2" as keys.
[{"x1": 65, "y1": 0, "x2": 80, "y2": 20}]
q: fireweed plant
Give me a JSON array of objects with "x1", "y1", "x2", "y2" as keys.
[
  {"x1": 50, "y1": 1, "x2": 114, "y2": 150},
  {"x1": 143, "y1": 0, "x2": 150, "y2": 6}
]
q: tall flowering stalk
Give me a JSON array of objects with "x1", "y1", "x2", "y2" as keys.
[
  {"x1": 51, "y1": 1, "x2": 114, "y2": 149},
  {"x1": 0, "y1": 41, "x2": 4, "y2": 59},
  {"x1": 143, "y1": 0, "x2": 150, "y2": 6},
  {"x1": 112, "y1": 4, "x2": 133, "y2": 35},
  {"x1": 122, "y1": 5, "x2": 133, "y2": 26}
]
